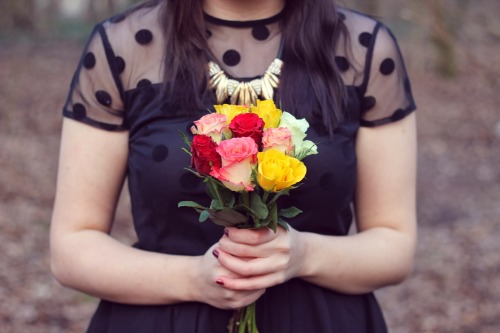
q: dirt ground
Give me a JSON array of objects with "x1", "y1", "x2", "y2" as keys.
[{"x1": 1, "y1": 10, "x2": 500, "y2": 333}]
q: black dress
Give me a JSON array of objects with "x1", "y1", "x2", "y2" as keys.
[{"x1": 62, "y1": 2, "x2": 416, "y2": 332}]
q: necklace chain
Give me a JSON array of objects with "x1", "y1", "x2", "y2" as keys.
[{"x1": 208, "y1": 58, "x2": 283, "y2": 105}]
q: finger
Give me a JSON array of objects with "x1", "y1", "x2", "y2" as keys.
[
  {"x1": 225, "y1": 227, "x2": 278, "y2": 245},
  {"x1": 216, "y1": 273, "x2": 285, "y2": 291},
  {"x1": 218, "y1": 237, "x2": 268, "y2": 258},
  {"x1": 218, "y1": 286, "x2": 266, "y2": 309},
  {"x1": 211, "y1": 249, "x2": 246, "y2": 278},
  {"x1": 217, "y1": 248, "x2": 288, "y2": 277},
  {"x1": 219, "y1": 227, "x2": 291, "y2": 258},
  {"x1": 210, "y1": 282, "x2": 266, "y2": 309}
]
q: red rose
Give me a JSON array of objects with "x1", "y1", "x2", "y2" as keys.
[
  {"x1": 191, "y1": 135, "x2": 221, "y2": 175},
  {"x1": 229, "y1": 113, "x2": 265, "y2": 146}
]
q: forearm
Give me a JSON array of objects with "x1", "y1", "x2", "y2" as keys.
[
  {"x1": 297, "y1": 226, "x2": 415, "y2": 294},
  {"x1": 51, "y1": 229, "x2": 200, "y2": 305}
]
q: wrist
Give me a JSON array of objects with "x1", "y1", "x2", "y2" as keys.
[
  {"x1": 292, "y1": 231, "x2": 318, "y2": 280},
  {"x1": 182, "y1": 255, "x2": 204, "y2": 303},
  {"x1": 158, "y1": 254, "x2": 202, "y2": 304}
]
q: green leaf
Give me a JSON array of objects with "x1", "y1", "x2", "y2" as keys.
[
  {"x1": 199, "y1": 210, "x2": 210, "y2": 222},
  {"x1": 264, "y1": 202, "x2": 278, "y2": 232},
  {"x1": 205, "y1": 178, "x2": 236, "y2": 207},
  {"x1": 231, "y1": 204, "x2": 268, "y2": 223},
  {"x1": 178, "y1": 201, "x2": 207, "y2": 210},
  {"x1": 179, "y1": 130, "x2": 192, "y2": 149},
  {"x1": 210, "y1": 199, "x2": 223, "y2": 210},
  {"x1": 279, "y1": 206, "x2": 303, "y2": 219},
  {"x1": 221, "y1": 127, "x2": 233, "y2": 140},
  {"x1": 220, "y1": 187, "x2": 236, "y2": 207},
  {"x1": 184, "y1": 167, "x2": 204, "y2": 179},
  {"x1": 278, "y1": 218, "x2": 290, "y2": 231},
  {"x1": 268, "y1": 188, "x2": 291, "y2": 205},
  {"x1": 250, "y1": 192, "x2": 269, "y2": 219},
  {"x1": 208, "y1": 208, "x2": 250, "y2": 228},
  {"x1": 205, "y1": 180, "x2": 218, "y2": 200}
]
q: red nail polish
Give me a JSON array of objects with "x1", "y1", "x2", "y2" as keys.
[
  {"x1": 216, "y1": 279, "x2": 224, "y2": 286},
  {"x1": 224, "y1": 228, "x2": 229, "y2": 236},
  {"x1": 212, "y1": 249, "x2": 219, "y2": 258}
]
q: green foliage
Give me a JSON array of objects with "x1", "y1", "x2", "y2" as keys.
[{"x1": 178, "y1": 175, "x2": 303, "y2": 232}]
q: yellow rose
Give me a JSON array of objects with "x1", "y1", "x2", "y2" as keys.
[
  {"x1": 251, "y1": 100, "x2": 282, "y2": 129},
  {"x1": 214, "y1": 104, "x2": 249, "y2": 124},
  {"x1": 257, "y1": 149, "x2": 306, "y2": 192}
]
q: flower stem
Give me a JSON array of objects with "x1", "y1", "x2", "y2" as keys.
[
  {"x1": 242, "y1": 191, "x2": 250, "y2": 207},
  {"x1": 212, "y1": 180, "x2": 226, "y2": 207},
  {"x1": 233, "y1": 303, "x2": 258, "y2": 333},
  {"x1": 262, "y1": 191, "x2": 269, "y2": 204}
]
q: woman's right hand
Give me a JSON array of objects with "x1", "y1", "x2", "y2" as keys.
[{"x1": 192, "y1": 243, "x2": 266, "y2": 310}]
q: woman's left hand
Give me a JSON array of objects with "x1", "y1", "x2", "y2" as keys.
[{"x1": 213, "y1": 226, "x2": 306, "y2": 291}]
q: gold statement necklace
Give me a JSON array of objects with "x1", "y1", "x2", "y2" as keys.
[{"x1": 208, "y1": 58, "x2": 283, "y2": 105}]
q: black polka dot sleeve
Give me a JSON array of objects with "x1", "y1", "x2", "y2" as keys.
[
  {"x1": 358, "y1": 22, "x2": 416, "y2": 127},
  {"x1": 62, "y1": 23, "x2": 126, "y2": 131}
]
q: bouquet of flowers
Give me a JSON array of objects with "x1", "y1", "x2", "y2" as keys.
[{"x1": 178, "y1": 100, "x2": 317, "y2": 333}]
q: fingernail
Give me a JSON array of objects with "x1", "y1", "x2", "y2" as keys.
[
  {"x1": 224, "y1": 228, "x2": 229, "y2": 237},
  {"x1": 212, "y1": 249, "x2": 219, "y2": 258},
  {"x1": 216, "y1": 279, "x2": 224, "y2": 286}
]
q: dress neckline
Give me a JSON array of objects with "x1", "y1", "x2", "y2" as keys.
[{"x1": 203, "y1": 9, "x2": 284, "y2": 28}]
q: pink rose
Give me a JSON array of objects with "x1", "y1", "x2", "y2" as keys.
[
  {"x1": 262, "y1": 127, "x2": 294, "y2": 155},
  {"x1": 210, "y1": 137, "x2": 258, "y2": 192},
  {"x1": 191, "y1": 113, "x2": 228, "y2": 144}
]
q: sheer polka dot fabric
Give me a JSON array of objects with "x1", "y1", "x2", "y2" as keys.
[
  {"x1": 63, "y1": 6, "x2": 164, "y2": 130},
  {"x1": 62, "y1": 4, "x2": 415, "y2": 131},
  {"x1": 204, "y1": 12, "x2": 282, "y2": 78},
  {"x1": 336, "y1": 9, "x2": 416, "y2": 126}
]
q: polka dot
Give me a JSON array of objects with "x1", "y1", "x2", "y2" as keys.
[
  {"x1": 95, "y1": 91, "x2": 112, "y2": 107},
  {"x1": 380, "y1": 58, "x2": 395, "y2": 75},
  {"x1": 320, "y1": 173, "x2": 336, "y2": 191},
  {"x1": 110, "y1": 13, "x2": 126, "y2": 24},
  {"x1": 136, "y1": 80, "x2": 155, "y2": 101},
  {"x1": 361, "y1": 96, "x2": 376, "y2": 112},
  {"x1": 180, "y1": 172, "x2": 201, "y2": 190},
  {"x1": 83, "y1": 52, "x2": 96, "y2": 69},
  {"x1": 335, "y1": 56, "x2": 350, "y2": 72},
  {"x1": 252, "y1": 25, "x2": 270, "y2": 41},
  {"x1": 358, "y1": 32, "x2": 372, "y2": 47},
  {"x1": 135, "y1": 29, "x2": 153, "y2": 45},
  {"x1": 206, "y1": 29, "x2": 212, "y2": 38},
  {"x1": 152, "y1": 145, "x2": 169, "y2": 162},
  {"x1": 391, "y1": 109, "x2": 406, "y2": 121},
  {"x1": 222, "y1": 50, "x2": 241, "y2": 67},
  {"x1": 73, "y1": 103, "x2": 87, "y2": 119},
  {"x1": 140, "y1": 85, "x2": 156, "y2": 104},
  {"x1": 114, "y1": 56, "x2": 126, "y2": 74},
  {"x1": 137, "y1": 79, "x2": 152, "y2": 89}
]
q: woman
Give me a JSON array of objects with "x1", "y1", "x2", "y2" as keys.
[{"x1": 50, "y1": 0, "x2": 417, "y2": 332}]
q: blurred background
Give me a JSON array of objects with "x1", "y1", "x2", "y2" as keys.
[{"x1": 0, "y1": 0, "x2": 499, "y2": 332}]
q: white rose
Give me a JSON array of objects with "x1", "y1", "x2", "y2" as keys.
[{"x1": 278, "y1": 112, "x2": 318, "y2": 159}]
